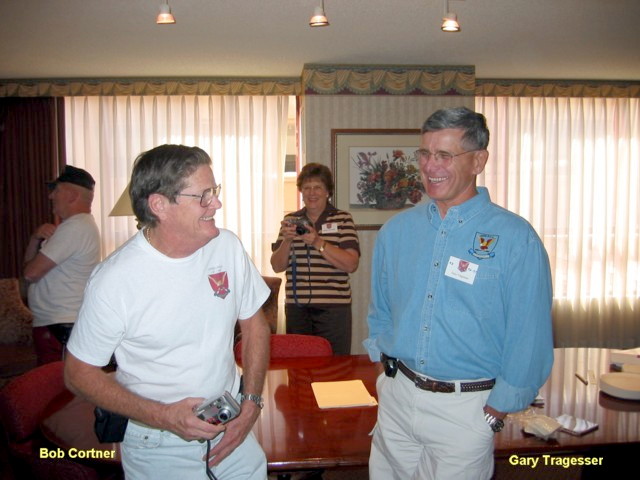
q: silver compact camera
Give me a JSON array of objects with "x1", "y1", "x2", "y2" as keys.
[
  {"x1": 289, "y1": 217, "x2": 311, "y2": 235},
  {"x1": 194, "y1": 391, "x2": 241, "y2": 425}
]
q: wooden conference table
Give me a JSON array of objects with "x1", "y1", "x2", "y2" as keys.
[{"x1": 41, "y1": 350, "x2": 640, "y2": 474}]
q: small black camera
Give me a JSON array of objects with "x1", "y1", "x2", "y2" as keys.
[
  {"x1": 194, "y1": 391, "x2": 241, "y2": 425},
  {"x1": 290, "y1": 217, "x2": 311, "y2": 236}
]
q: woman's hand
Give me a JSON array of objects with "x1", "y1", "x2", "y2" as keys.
[
  {"x1": 279, "y1": 219, "x2": 298, "y2": 241},
  {"x1": 271, "y1": 219, "x2": 299, "y2": 272},
  {"x1": 297, "y1": 222, "x2": 321, "y2": 247}
]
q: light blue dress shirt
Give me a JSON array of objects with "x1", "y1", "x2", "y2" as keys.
[{"x1": 364, "y1": 187, "x2": 554, "y2": 413}]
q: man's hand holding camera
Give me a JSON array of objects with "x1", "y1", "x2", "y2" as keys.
[
  {"x1": 203, "y1": 397, "x2": 262, "y2": 467},
  {"x1": 158, "y1": 397, "x2": 227, "y2": 442}
]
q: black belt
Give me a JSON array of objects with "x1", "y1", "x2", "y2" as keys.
[{"x1": 381, "y1": 353, "x2": 495, "y2": 393}]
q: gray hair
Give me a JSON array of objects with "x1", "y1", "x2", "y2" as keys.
[
  {"x1": 130, "y1": 144, "x2": 212, "y2": 227},
  {"x1": 421, "y1": 107, "x2": 490, "y2": 150}
]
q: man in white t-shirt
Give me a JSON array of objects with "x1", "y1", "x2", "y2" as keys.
[
  {"x1": 23, "y1": 165, "x2": 100, "y2": 365},
  {"x1": 65, "y1": 145, "x2": 271, "y2": 479}
]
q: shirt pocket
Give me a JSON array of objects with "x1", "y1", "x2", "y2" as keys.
[{"x1": 446, "y1": 264, "x2": 500, "y2": 320}]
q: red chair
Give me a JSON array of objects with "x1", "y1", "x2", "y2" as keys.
[
  {"x1": 0, "y1": 361, "x2": 108, "y2": 479},
  {"x1": 234, "y1": 333, "x2": 333, "y2": 365}
]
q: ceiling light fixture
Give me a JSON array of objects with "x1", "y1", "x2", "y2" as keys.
[
  {"x1": 156, "y1": 0, "x2": 176, "y2": 25},
  {"x1": 441, "y1": 0, "x2": 460, "y2": 32},
  {"x1": 309, "y1": 0, "x2": 330, "y2": 27}
]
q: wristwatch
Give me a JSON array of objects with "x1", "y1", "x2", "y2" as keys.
[
  {"x1": 240, "y1": 393, "x2": 264, "y2": 409},
  {"x1": 484, "y1": 412, "x2": 505, "y2": 432},
  {"x1": 318, "y1": 241, "x2": 326, "y2": 253}
]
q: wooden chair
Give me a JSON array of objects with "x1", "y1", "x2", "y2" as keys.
[{"x1": 234, "y1": 333, "x2": 333, "y2": 365}]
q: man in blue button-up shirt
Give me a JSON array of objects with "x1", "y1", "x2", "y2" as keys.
[{"x1": 365, "y1": 107, "x2": 554, "y2": 480}]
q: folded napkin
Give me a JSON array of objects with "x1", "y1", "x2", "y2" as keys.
[
  {"x1": 555, "y1": 413, "x2": 598, "y2": 436},
  {"x1": 522, "y1": 414, "x2": 562, "y2": 440}
]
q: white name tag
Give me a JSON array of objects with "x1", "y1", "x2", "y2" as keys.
[
  {"x1": 322, "y1": 222, "x2": 338, "y2": 234},
  {"x1": 444, "y1": 256, "x2": 478, "y2": 285}
]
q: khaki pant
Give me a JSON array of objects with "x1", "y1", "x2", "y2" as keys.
[{"x1": 370, "y1": 370, "x2": 495, "y2": 480}]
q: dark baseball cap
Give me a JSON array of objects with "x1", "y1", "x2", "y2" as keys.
[{"x1": 47, "y1": 165, "x2": 95, "y2": 191}]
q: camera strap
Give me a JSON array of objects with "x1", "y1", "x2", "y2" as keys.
[
  {"x1": 291, "y1": 245, "x2": 311, "y2": 308},
  {"x1": 205, "y1": 439, "x2": 218, "y2": 480}
]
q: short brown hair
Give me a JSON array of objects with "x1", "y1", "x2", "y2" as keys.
[{"x1": 296, "y1": 163, "x2": 334, "y2": 197}]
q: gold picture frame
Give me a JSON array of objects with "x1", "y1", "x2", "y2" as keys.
[{"x1": 331, "y1": 128, "x2": 422, "y2": 230}]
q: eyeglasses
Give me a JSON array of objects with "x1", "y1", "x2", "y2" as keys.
[
  {"x1": 413, "y1": 149, "x2": 482, "y2": 164},
  {"x1": 301, "y1": 184, "x2": 327, "y2": 194},
  {"x1": 176, "y1": 184, "x2": 222, "y2": 207}
]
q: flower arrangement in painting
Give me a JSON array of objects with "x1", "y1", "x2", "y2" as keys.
[{"x1": 353, "y1": 149, "x2": 424, "y2": 209}]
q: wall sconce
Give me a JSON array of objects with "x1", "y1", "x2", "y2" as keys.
[
  {"x1": 441, "y1": 0, "x2": 460, "y2": 32},
  {"x1": 156, "y1": 0, "x2": 176, "y2": 25},
  {"x1": 309, "y1": 0, "x2": 330, "y2": 27}
]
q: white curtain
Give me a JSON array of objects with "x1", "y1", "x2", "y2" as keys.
[
  {"x1": 476, "y1": 97, "x2": 639, "y2": 348},
  {"x1": 64, "y1": 95, "x2": 289, "y2": 276}
]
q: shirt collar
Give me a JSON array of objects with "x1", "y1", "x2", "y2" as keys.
[
  {"x1": 426, "y1": 187, "x2": 491, "y2": 226},
  {"x1": 299, "y1": 203, "x2": 338, "y2": 224}
]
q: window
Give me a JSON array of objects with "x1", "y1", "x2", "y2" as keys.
[
  {"x1": 476, "y1": 97, "x2": 639, "y2": 347},
  {"x1": 65, "y1": 95, "x2": 290, "y2": 275}
]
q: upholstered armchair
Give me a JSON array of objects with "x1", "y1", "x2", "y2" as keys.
[
  {"x1": 261, "y1": 275, "x2": 282, "y2": 333},
  {"x1": 0, "y1": 278, "x2": 37, "y2": 385},
  {"x1": 233, "y1": 275, "x2": 282, "y2": 347}
]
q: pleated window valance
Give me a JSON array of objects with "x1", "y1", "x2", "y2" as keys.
[
  {"x1": 2, "y1": 68, "x2": 639, "y2": 98},
  {"x1": 476, "y1": 79, "x2": 640, "y2": 98},
  {"x1": 0, "y1": 77, "x2": 302, "y2": 97}
]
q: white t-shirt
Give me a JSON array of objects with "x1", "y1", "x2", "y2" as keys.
[
  {"x1": 29, "y1": 213, "x2": 101, "y2": 327},
  {"x1": 67, "y1": 229, "x2": 269, "y2": 403}
]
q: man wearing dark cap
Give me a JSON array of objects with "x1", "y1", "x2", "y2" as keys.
[{"x1": 23, "y1": 165, "x2": 101, "y2": 364}]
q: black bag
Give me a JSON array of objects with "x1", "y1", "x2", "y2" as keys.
[{"x1": 94, "y1": 407, "x2": 129, "y2": 443}]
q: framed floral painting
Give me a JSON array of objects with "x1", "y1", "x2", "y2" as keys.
[{"x1": 331, "y1": 129, "x2": 424, "y2": 229}]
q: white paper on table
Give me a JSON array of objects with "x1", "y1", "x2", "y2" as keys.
[{"x1": 311, "y1": 380, "x2": 378, "y2": 409}]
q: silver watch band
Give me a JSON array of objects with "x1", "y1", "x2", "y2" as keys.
[
  {"x1": 484, "y1": 412, "x2": 505, "y2": 432},
  {"x1": 240, "y1": 393, "x2": 264, "y2": 409}
]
